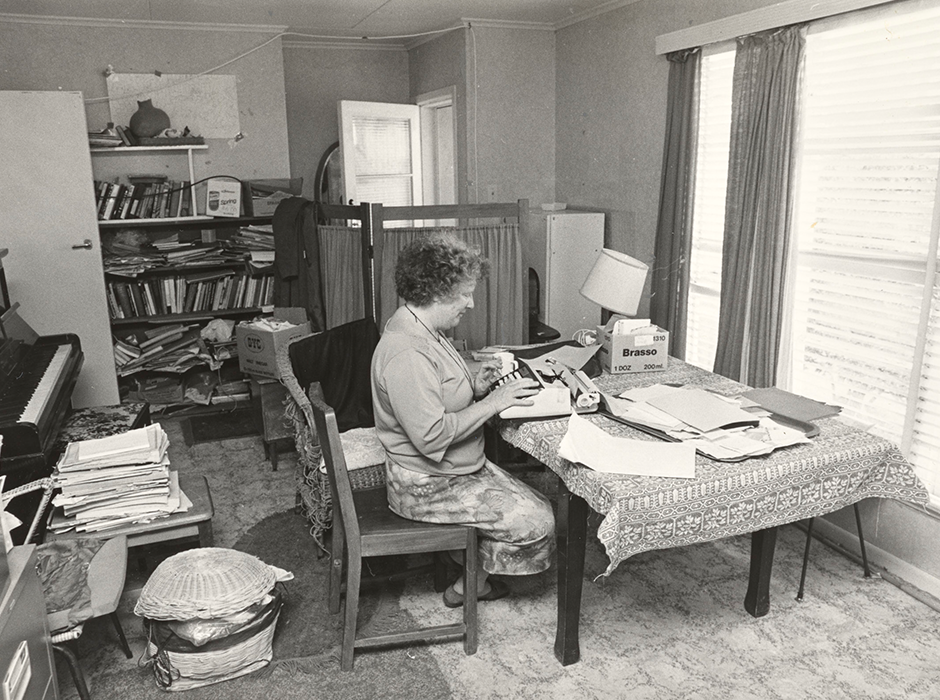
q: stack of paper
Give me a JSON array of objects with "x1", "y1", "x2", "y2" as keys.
[
  {"x1": 49, "y1": 424, "x2": 190, "y2": 534},
  {"x1": 605, "y1": 384, "x2": 811, "y2": 461}
]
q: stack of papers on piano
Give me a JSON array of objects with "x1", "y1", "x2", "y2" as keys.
[{"x1": 49, "y1": 424, "x2": 190, "y2": 534}]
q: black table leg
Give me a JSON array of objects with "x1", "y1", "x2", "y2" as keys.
[
  {"x1": 555, "y1": 477, "x2": 588, "y2": 665},
  {"x1": 744, "y1": 526, "x2": 778, "y2": 617}
]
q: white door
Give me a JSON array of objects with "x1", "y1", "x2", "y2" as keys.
[
  {"x1": 0, "y1": 91, "x2": 119, "y2": 407},
  {"x1": 338, "y1": 100, "x2": 423, "y2": 210}
]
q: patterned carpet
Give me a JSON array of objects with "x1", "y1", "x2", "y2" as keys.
[{"x1": 57, "y1": 418, "x2": 940, "y2": 700}]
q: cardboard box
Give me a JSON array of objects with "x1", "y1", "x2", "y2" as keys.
[
  {"x1": 205, "y1": 177, "x2": 242, "y2": 218},
  {"x1": 244, "y1": 178, "x2": 303, "y2": 217},
  {"x1": 597, "y1": 321, "x2": 669, "y2": 374},
  {"x1": 236, "y1": 307, "x2": 311, "y2": 379}
]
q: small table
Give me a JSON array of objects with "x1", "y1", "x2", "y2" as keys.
[
  {"x1": 500, "y1": 357, "x2": 929, "y2": 666},
  {"x1": 47, "y1": 474, "x2": 214, "y2": 549},
  {"x1": 250, "y1": 376, "x2": 295, "y2": 470}
]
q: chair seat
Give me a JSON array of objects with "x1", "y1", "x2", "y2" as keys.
[{"x1": 352, "y1": 487, "x2": 471, "y2": 559}]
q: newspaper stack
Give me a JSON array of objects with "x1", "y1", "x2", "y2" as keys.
[{"x1": 49, "y1": 423, "x2": 191, "y2": 535}]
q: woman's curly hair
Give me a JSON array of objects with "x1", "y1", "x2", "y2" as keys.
[{"x1": 395, "y1": 232, "x2": 490, "y2": 306}]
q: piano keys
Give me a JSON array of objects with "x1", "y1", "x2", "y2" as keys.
[{"x1": 0, "y1": 250, "x2": 84, "y2": 542}]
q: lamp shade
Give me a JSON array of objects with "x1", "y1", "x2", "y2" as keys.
[{"x1": 579, "y1": 249, "x2": 649, "y2": 317}]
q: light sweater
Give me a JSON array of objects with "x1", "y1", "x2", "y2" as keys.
[{"x1": 371, "y1": 306, "x2": 484, "y2": 476}]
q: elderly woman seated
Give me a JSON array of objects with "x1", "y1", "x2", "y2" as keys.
[{"x1": 371, "y1": 233, "x2": 555, "y2": 607}]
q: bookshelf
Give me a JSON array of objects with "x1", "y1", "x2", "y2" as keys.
[
  {"x1": 90, "y1": 145, "x2": 278, "y2": 409},
  {"x1": 91, "y1": 144, "x2": 207, "y2": 224}
]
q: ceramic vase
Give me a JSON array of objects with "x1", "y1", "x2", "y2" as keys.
[{"x1": 129, "y1": 99, "x2": 171, "y2": 138}]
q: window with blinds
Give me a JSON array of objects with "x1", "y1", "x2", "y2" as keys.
[
  {"x1": 687, "y1": 46, "x2": 734, "y2": 372},
  {"x1": 786, "y1": 1, "x2": 940, "y2": 503},
  {"x1": 685, "y1": 0, "x2": 940, "y2": 504}
]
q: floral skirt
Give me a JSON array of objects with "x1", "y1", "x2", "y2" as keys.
[{"x1": 385, "y1": 459, "x2": 555, "y2": 576}]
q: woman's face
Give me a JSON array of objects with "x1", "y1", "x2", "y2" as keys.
[{"x1": 432, "y1": 279, "x2": 477, "y2": 331}]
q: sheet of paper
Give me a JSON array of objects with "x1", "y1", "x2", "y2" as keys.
[
  {"x1": 741, "y1": 387, "x2": 841, "y2": 422},
  {"x1": 558, "y1": 413, "x2": 696, "y2": 478},
  {"x1": 647, "y1": 387, "x2": 759, "y2": 433}
]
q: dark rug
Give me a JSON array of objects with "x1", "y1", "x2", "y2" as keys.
[
  {"x1": 82, "y1": 510, "x2": 454, "y2": 700},
  {"x1": 181, "y1": 408, "x2": 260, "y2": 446}
]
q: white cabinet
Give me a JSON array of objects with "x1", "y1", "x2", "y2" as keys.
[{"x1": 523, "y1": 210, "x2": 604, "y2": 341}]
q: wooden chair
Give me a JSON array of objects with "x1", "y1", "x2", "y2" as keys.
[{"x1": 306, "y1": 383, "x2": 478, "y2": 670}]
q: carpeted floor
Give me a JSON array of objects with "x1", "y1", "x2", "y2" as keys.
[{"x1": 59, "y1": 417, "x2": 940, "y2": 700}]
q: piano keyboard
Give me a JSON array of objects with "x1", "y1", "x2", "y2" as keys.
[{"x1": 20, "y1": 343, "x2": 71, "y2": 424}]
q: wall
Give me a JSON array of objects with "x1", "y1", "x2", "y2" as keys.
[
  {"x1": 409, "y1": 25, "x2": 556, "y2": 208},
  {"x1": 553, "y1": 0, "x2": 940, "y2": 602},
  {"x1": 282, "y1": 42, "x2": 410, "y2": 200},
  {"x1": 0, "y1": 18, "x2": 290, "y2": 189},
  {"x1": 409, "y1": 29, "x2": 468, "y2": 202},
  {"x1": 554, "y1": 0, "x2": 782, "y2": 316}
]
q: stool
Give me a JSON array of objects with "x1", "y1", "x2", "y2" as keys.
[
  {"x1": 249, "y1": 377, "x2": 295, "y2": 470},
  {"x1": 54, "y1": 402, "x2": 151, "y2": 459},
  {"x1": 47, "y1": 474, "x2": 214, "y2": 550}
]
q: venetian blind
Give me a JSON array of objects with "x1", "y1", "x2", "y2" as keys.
[
  {"x1": 785, "y1": 0, "x2": 940, "y2": 501},
  {"x1": 686, "y1": 46, "x2": 734, "y2": 371}
]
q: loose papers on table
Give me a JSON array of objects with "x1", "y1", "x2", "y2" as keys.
[
  {"x1": 50, "y1": 423, "x2": 190, "y2": 534},
  {"x1": 604, "y1": 384, "x2": 811, "y2": 461},
  {"x1": 558, "y1": 413, "x2": 696, "y2": 478}
]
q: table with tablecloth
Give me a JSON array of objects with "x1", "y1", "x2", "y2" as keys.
[{"x1": 499, "y1": 356, "x2": 929, "y2": 664}]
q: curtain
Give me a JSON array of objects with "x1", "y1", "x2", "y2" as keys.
[
  {"x1": 377, "y1": 224, "x2": 524, "y2": 348},
  {"x1": 650, "y1": 48, "x2": 701, "y2": 359},
  {"x1": 318, "y1": 225, "x2": 365, "y2": 329},
  {"x1": 713, "y1": 25, "x2": 805, "y2": 387}
]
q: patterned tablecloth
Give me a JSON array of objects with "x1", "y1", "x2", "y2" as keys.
[{"x1": 500, "y1": 358, "x2": 929, "y2": 576}]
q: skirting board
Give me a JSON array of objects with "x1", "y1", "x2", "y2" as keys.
[{"x1": 810, "y1": 516, "x2": 940, "y2": 611}]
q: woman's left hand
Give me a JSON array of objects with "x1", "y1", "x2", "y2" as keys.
[{"x1": 473, "y1": 360, "x2": 503, "y2": 396}]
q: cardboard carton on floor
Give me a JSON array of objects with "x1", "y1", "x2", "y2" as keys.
[
  {"x1": 236, "y1": 308, "x2": 311, "y2": 380},
  {"x1": 597, "y1": 319, "x2": 669, "y2": 374}
]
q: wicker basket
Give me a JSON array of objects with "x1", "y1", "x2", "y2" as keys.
[
  {"x1": 144, "y1": 589, "x2": 281, "y2": 691},
  {"x1": 135, "y1": 548, "x2": 278, "y2": 620}
]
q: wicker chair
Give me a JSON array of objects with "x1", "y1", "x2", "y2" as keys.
[{"x1": 276, "y1": 324, "x2": 386, "y2": 550}]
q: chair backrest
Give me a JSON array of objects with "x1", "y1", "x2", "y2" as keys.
[
  {"x1": 305, "y1": 382, "x2": 362, "y2": 545},
  {"x1": 287, "y1": 317, "x2": 379, "y2": 432}
]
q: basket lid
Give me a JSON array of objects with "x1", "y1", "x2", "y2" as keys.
[{"x1": 134, "y1": 548, "x2": 279, "y2": 620}]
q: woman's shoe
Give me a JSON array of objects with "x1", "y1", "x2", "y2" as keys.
[{"x1": 443, "y1": 578, "x2": 509, "y2": 608}]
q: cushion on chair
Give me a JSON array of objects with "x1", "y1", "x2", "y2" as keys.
[
  {"x1": 287, "y1": 317, "x2": 379, "y2": 432},
  {"x1": 337, "y1": 427, "x2": 386, "y2": 472}
]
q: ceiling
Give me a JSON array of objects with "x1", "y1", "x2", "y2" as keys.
[{"x1": 1, "y1": 0, "x2": 631, "y2": 39}]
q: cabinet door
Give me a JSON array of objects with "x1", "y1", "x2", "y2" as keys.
[
  {"x1": 545, "y1": 212, "x2": 605, "y2": 340},
  {"x1": 0, "y1": 91, "x2": 119, "y2": 407}
]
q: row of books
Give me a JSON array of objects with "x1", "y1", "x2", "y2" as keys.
[
  {"x1": 106, "y1": 271, "x2": 274, "y2": 320},
  {"x1": 95, "y1": 179, "x2": 194, "y2": 221}
]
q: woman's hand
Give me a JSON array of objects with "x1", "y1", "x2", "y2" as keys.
[
  {"x1": 473, "y1": 359, "x2": 503, "y2": 397},
  {"x1": 484, "y1": 377, "x2": 541, "y2": 412}
]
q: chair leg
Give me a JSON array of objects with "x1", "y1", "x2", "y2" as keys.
[
  {"x1": 341, "y1": 556, "x2": 362, "y2": 671},
  {"x1": 796, "y1": 517, "x2": 815, "y2": 601},
  {"x1": 329, "y1": 522, "x2": 346, "y2": 616},
  {"x1": 110, "y1": 612, "x2": 133, "y2": 659},
  {"x1": 52, "y1": 643, "x2": 91, "y2": 700},
  {"x1": 463, "y1": 530, "x2": 478, "y2": 655}
]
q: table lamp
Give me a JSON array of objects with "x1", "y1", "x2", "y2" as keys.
[{"x1": 579, "y1": 248, "x2": 649, "y2": 322}]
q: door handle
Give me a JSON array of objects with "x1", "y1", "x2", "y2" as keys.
[{"x1": 72, "y1": 239, "x2": 93, "y2": 250}]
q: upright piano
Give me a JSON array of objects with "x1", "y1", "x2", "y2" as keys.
[{"x1": 0, "y1": 250, "x2": 84, "y2": 541}]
